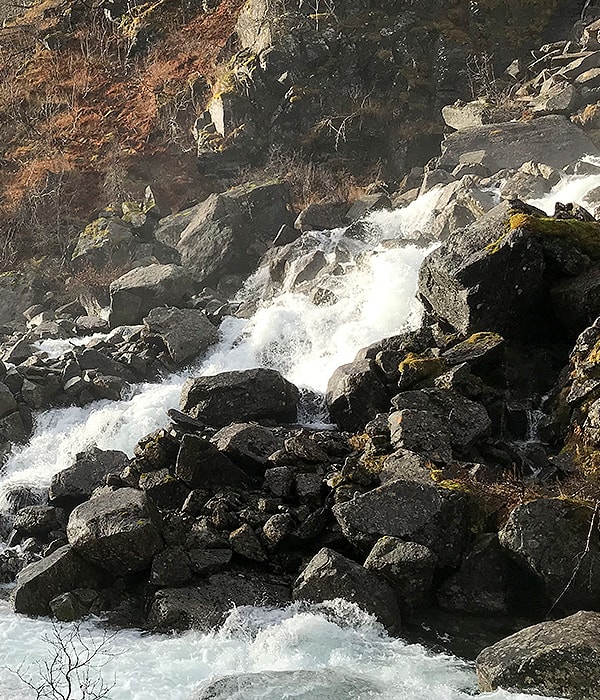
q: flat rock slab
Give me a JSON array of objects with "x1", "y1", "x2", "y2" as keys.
[
  {"x1": 476, "y1": 611, "x2": 600, "y2": 699},
  {"x1": 142, "y1": 307, "x2": 218, "y2": 364},
  {"x1": 438, "y1": 115, "x2": 599, "y2": 172}
]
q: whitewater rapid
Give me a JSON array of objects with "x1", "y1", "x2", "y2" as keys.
[{"x1": 2, "y1": 170, "x2": 598, "y2": 698}]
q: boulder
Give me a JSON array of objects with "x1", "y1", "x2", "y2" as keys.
[
  {"x1": 12, "y1": 545, "x2": 103, "y2": 616},
  {"x1": 418, "y1": 201, "x2": 547, "y2": 339},
  {"x1": 70, "y1": 216, "x2": 178, "y2": 272},
  {"x1": 142, "y1": 306, "x2": 219, "y2": 364},
  {"x1": 147, "y1": 571, "x2": 291, "y2": 631},
  {"x1": 0, "y1": 382, "x2": 17, "y2": 418},
  {"x1": 108, "y1": 264, "x2": 193, "y2": 327},
  {"x1": 180, "y1": 368, "x2": 299, "y2": 427},
  {"x1": 332, "y1": 478, "x2": 468, "y2": 566},
  {"x1": 190, "y1": 669, "x2": 378, "y2": 700},
  {"x1": 551, "y1": 262, "x2": 600, "y2": 338},
  {"x1": 437, "y1": 533, "x2": 514, "y2": 614},
  {"x1": 389, "y1": 388, "x2": 491, "y2": 458},
  {"x1": 175, "y1": 434, "x2": 249, "y2": 488},
  {"x1": 326, "y1": 359, "x2": 389, "y2": 433},
  {"x1": 499, "y1": 498, "x2": 600, "y2": 610},
  {"x1": 138, "y1": 468, "x2": 190, "y2": 510},
  {"x1": 176, "y1": 182, "x2": 294, "y2": 287},
  {"x1": 441, "y1": 100, "x2": 488, "y2": 130},
  {"x1": 293, "y1": 547, "x2": 401, "y2": 633},
  {"x1": 12, "y1": 505, "x2": 66, "y2": 540},
  {"x1": 476, "y1": 611, "x2": 600, "y2": 700},
  {"x1": 211, "y1": 423, "x2": 286, "y2": 474},
  {"x1": 437, "y1": 116, "x2": 599, "y2": 172},
  {"x1": 363, "y1": 537, "x2": 437, "y2": 606},
  {"x1": 49, "y1": 447, "x2": 129, "y2": 510},
  {"x1": 66, "y1": 488, "x2": 163, "y2": 576}
]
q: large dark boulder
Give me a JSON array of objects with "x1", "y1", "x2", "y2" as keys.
[
  {"x1": 108, "y1": 264, "x2": 193, "y2": 327},
  {"x1": 499, "y1": 498, "x2": 600, "y2": 611},
  {"x1": 293, "y1": 547, "x2": 401, "y2": 633},
  {"x1": 326, "y1": 359, "x2": 389, "y2": 433},
  {"x1": 147, "y1": 571, "x2": 291, "y2": 631},
  {"x1": 174, "y1": 434, "x2": 249, "y2": 488},
  {"x1": 437, "y1": 116, "x2": 599, "y2": 172},
  {"x1": 66, "y1": 488, "x2": 163, "y2": 576},
  {"x1": 476, "y1": 611, "x2": 600, "y2": 700},
  {"x1": 49, "y1": 447, "x2": 129, "y2": 510},
  {"x1": 551, "y1": 262, "x2": 600, "y2": 338},
  {"x1": 363, "y1": 537, "x2": 437, "y2": 606},
  {"x1": 180, "y1": 368, "x2": 299, "y2": 427},
  {"x1": 418, "y1": 201, "x2": 547, "y2": 339},
  {"x1": 142, "y1": 306, "x2": 219, "y2": 364},
  {"x1": 12, "y1": 545, "x2": 103, "y2": 616},
  {"x1": 332, "y1": 477, "x2": 468, "y2": 567},
  {"x1": 175, "y1": 181, "x2": 294, "y2": 288},
  {"x1": 438, "y1": 533, "x2": 514, "y2": 614}
]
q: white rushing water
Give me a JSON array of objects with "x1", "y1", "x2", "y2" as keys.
[
  {"x1": 3, "y1": 174, "x2": 596, "y2": 698},
  {"x1": 0, "y1": 600, "x2": 562, "y2": 700},
  {"x1": 0, "y1": 188, "x2": 440, "y2": 506}
]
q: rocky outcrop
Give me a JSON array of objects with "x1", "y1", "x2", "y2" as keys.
[{"x1": 476, "y1": 611, "x2": 600, "y2": 699}]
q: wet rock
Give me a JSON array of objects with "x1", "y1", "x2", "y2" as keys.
[
  {"x1": 12, "y1": 545, "x2": 103, "y2": 616},
  {"x1": 326, "y1": 359, "x2": 389, "y2": 433},
  {"x1": 150, "y1": 546, "x2": 192, "y2": 586},
  {"x1": 49, "y1": 588, "x2": 99, "y2": 622},
  {"x1": 476, "y1": 611, "x2": 600, "y2": 700},
  {"x1": 67, "y1": 488, "x2": 164, "y2": 576},
  {"x1": 499, "y1": 498, "x2": 600, "y2": 610},
  {"x1": 551, "y1": 262, "x2": 600, "y2": 338},
  {"x1": 363, "y1": 537, "x2": 437, "y2": 606},
  {"x1": 142, "y1": 306, "x2": 218, "y2": 364},
  {"x1": 188, "y1": 548, "x2": 232, "y2": 576},
  {"x1": 12, "y1": 505, "x2": 66, "y2": 541},
  {"x1": 190, "y1": 669, "x2": 378, "y2": 700},
  {"x1": 333, "y1": 478, "x2": 468, "y2": 567},
  {"x1": 294, "y1": 202, "x2": 346, "y2": 231},
  {"x1": 49, "y1": 447, "x2": 129, "y2": 510},
  {"x1": 180, "y1": 368, "x2": 299, "y2": 428},
  {"x1": 147, "y1": 571, "x2": 291, "y2": 631},
  {"x1": 293, "y1": 547, "x2": 400, "y2": 634},
  {"x1": 109, "y1": 264, "x2": 193, "y2": 327},
  {"x1": 0, "y1": 382, "x2": 17, "y2": 418}
]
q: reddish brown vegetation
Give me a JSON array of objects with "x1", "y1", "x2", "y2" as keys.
[{"x1": 0, "y1": 0, "x2": 245, "y2": 267}]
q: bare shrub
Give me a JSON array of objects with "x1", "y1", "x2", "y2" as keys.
[{"x1": 10, "y1": 620, "x2": 117, "y2": 700}]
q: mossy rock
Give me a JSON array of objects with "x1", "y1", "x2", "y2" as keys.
[{"x1": 509, "y1": 213, "x2": 600, "y2": 260}]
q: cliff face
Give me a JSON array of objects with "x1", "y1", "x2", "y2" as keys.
[{"x1": 0, "y1": 0, "x2": 587, "y2": 267}]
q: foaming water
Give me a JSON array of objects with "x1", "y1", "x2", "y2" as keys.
[
  {"x1": 32, "y1": 334, "x2": 108, "y2": 359},
  {"x1": 0, "y1": 600, "x2": 564, "y2": 700},
  {"x1": 0, "y1": 192, "x2": 439, "y2": 501},
  {"x1": 529, "y1": 167, "x2": 600, "y2": 213}
]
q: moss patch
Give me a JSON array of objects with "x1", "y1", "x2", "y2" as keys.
[{"x1": 509, "y1": 213, "x2": 600, "y2": 259}]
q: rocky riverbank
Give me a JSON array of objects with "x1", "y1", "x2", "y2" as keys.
[{"x1": 3, "y1": 5, "x2": 600, "y2": 700}]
